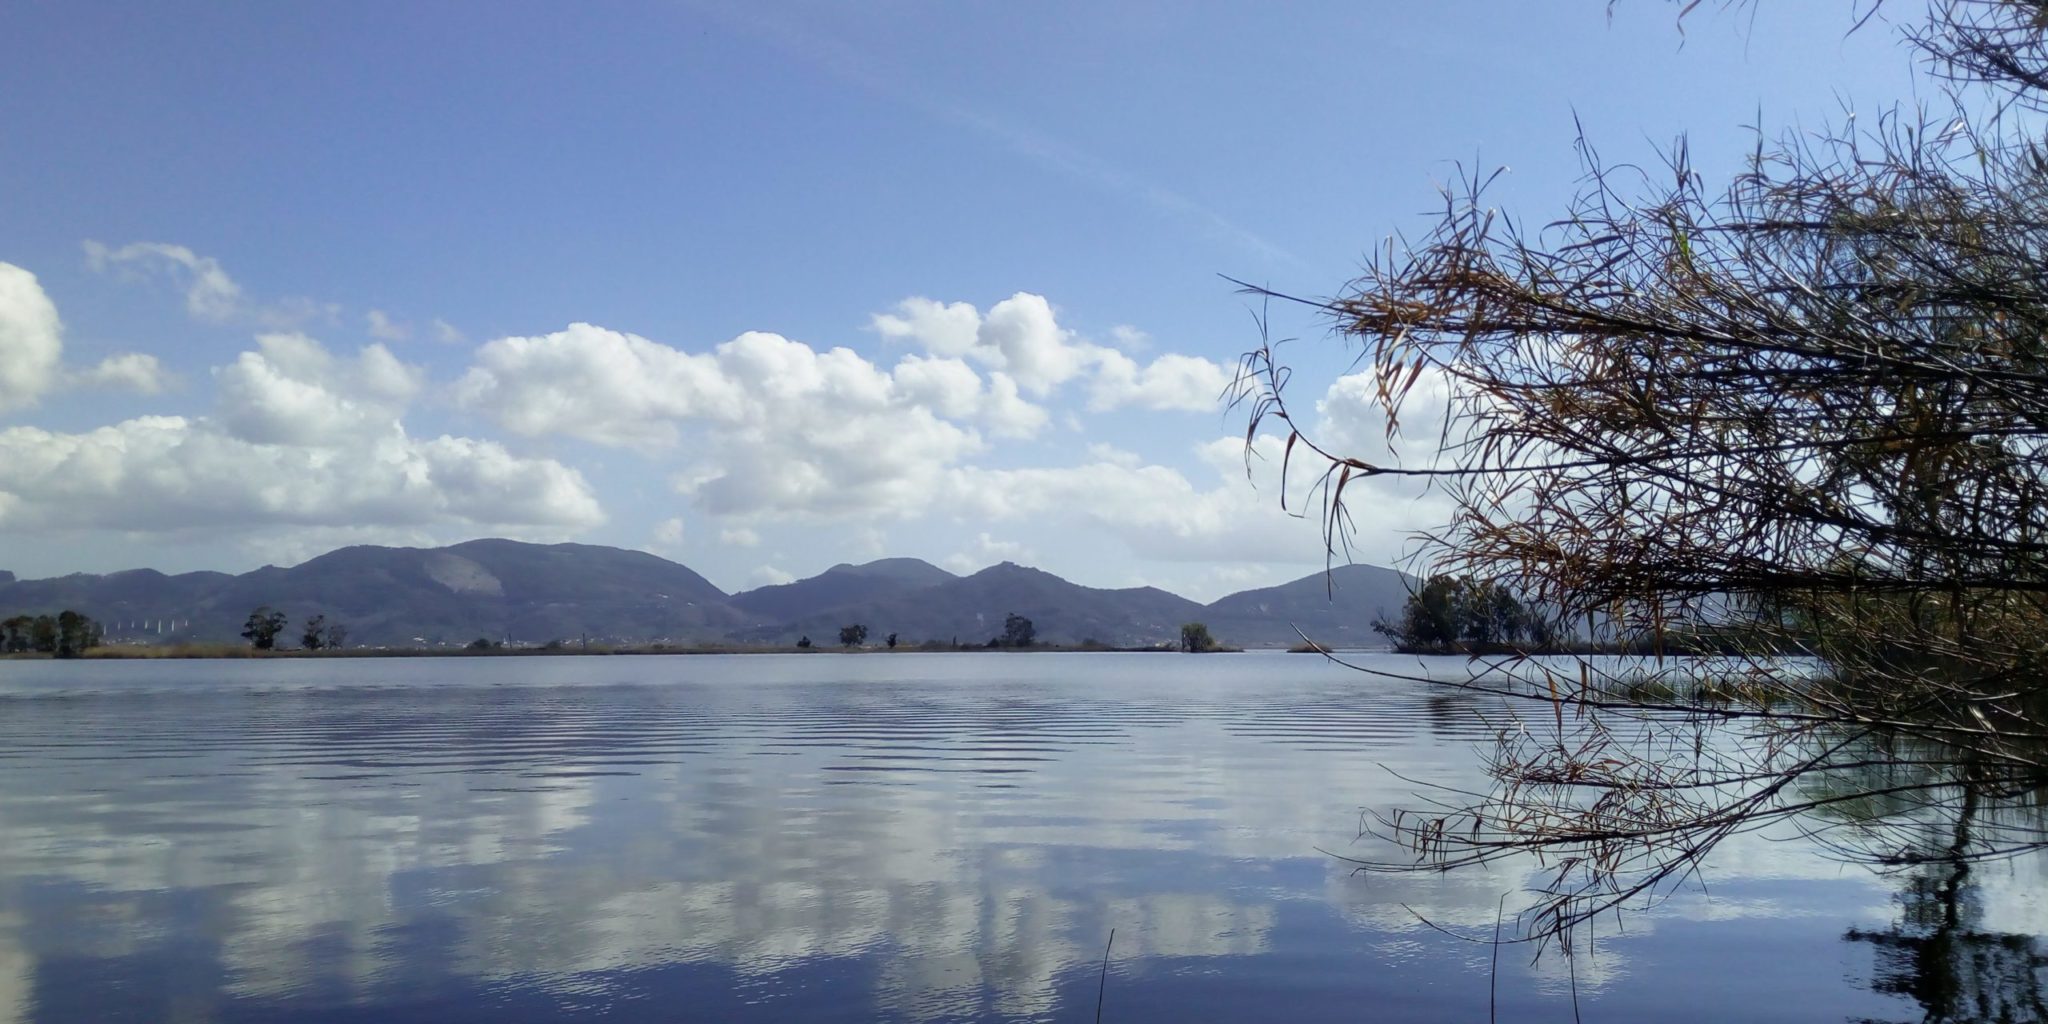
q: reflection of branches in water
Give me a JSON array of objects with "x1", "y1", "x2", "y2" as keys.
[
  {"x1": 1845, "y1": 782, "x2": 2048, "y2": 1024},
  {"x1": 1225, "y1": 0, "x2": 2048, "y2": 968},
  {"x1": 1316, "y1": 652, "x2": 2048, "y2": 958}
]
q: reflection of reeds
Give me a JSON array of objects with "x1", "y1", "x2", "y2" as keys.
[{"x1": 1611, "y1": 674, "x2": 1797, "y2": 707}]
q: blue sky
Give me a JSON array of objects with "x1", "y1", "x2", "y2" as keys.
[{"x1": 0, "y1": 2, "x2": 1922, "y2": 599}]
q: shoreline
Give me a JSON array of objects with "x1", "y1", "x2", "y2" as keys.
[{"x1": 5, "y1": 642, "x2": 1252, "y2": 661}]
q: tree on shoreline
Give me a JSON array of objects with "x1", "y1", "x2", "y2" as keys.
[
  {"x1": 1, "y1": 616, "x2": 31, "y2": 653},
  {"x1": 0, "y1": 611, "x2": 103, "y2": 657},
  {"x1": 1372, "y1": 576, "x2": 1551, "y2": 653},
  {"x1": 241, "y1": 608, "x2": 286, "y2": 651},
  {"x1": 1231, "y1": 0, "x2": 2048, "y2": 949},
  {"x1": 999, "y1": 613, "x2": 1035, "y2": 648},
  {"x1": 54, "y1": 610, "x2": 96, "y2": 658}
]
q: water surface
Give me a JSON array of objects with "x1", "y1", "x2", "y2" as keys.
[{"x1": 0, "y1": 653, "x2": 2028, "y2": 1022}]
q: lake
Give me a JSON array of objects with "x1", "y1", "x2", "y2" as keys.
[{"x1": 0, "y1": 652, "x2": 2034, "y2": 1022}]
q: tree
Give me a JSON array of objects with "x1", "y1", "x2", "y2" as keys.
[
  {"x1": 1179, "y1": 622, "x2": 1218, "y2": 653},
  {"x1": 241, "y1": 607, "x2": 286, "y2": 651},
  {"x1": 29, "y1": 615, "x2": 56, "y2": 654},
  {"x1": 301, "y1": 614, "x2": 327, "y2": 651},
  {"x1": 1373, "y1": 576, "x2": 1548, "y2": 652},
  {"x1": 1371, "y1": 575, "x2": 1461, "y2": 650},
  {"x1": 467, "y1": 637, "x2": 496, "y2": 651},
  {"x1": 54, "y1": 610, "x2": 94, "y2": 658},
  {"x1": 324, "y1": 622, "x2": 348, "y2": 650},
  {"x1": 839, "y1": 623, "x2": 868, "y2": 648},
  {"x1": 1, "y1": 615, "x2": 31, "y2": 653},
  {"x1": 796, "y1": 635, "x2": 812, "y2": 649},
  {"x1": 886, "y1": 632, "x2": 898, "y2": 649},
  {"x1": 1000, "y1": 613, "x2": 1035, "y2": 648},
  {"x1": 1230, "y1": 1, "x2": 2048, "y2": 950}
]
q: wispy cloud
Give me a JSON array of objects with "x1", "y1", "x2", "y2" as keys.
[
  {"x1": 83, "y1": 240, "x2": 338, "y2": 329},
  {"x1": 365, "y1": 309, "x2": 413, "y2": 341},
  {"x1": 681, "y1": 1, "x2": 1306, "y2": 271}
]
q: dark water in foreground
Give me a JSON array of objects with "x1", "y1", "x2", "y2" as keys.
[{"x1": 0, "y1": 652, "x2": 2034, "y2": 1022}]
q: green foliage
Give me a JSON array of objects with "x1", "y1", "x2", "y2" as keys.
[
  {"x1": 0, "y1": 616, "x2": 28, "y2": 653},
  {"x1": 301, "y1": 614, "x2": 327, "y2": 651},
  {"x1": 885, "y1": 632, "x2": 898, "y2": 649},
  {"x1": 0, "y1": 610, "x2": 106, "y2": 658},
  {"x1": 54, "y1": 610, "x2": 93, "y2": 658},
  {"x1": 839, "y1": 623, "x2": 868, "y2": 647},
  {"x1": 241, "y1": 607, "x2": 287, "y2": 650},
  {"x1": 0, "y1": 613, "x2": 94, "y2": 654},
  {"x1": 1179, "y1": 622, "x2": 1218, "y2": 653},
  {"x1": 999, "y1": 613, "x2": 1035, "y2": 648},
  {"x1": 795, "y1": 635, "x2": 812, "y2": 649},
  {"x1": 467, "y1": 637, "x2": 497, "y2": 651},
  {"x1": 31, "y1": 615, "x2": 58, "y2": 654},
  {"x1": 1373, "y1": 576, "x2": 1549, "y2": 653}
]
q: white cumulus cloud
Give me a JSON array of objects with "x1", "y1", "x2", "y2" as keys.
[
  {"x1": 1, "y1": 262, "x2": 177, "y2": 408},
  {"x1": 0, "y1": 328, "x2": 601, "y2": 538},
  {"x1": 932, "y1": 368, "x2": 1458, "y2": 568},
  {"x1": 870, "y1": 297, "x2": 982, "y2": 357},
  {"x1": 440, "y1": 294, "x2": 1281, "y2": 534},
  {"x1": 0, "y1": 416, "x2": 602, "y2": 534},
  {"x1": 1090, "y1": 350, "x2": 1231, "y2": 412},
  {"x1": 215, "y1": 334, "x2": 423, "y2": 446},
  {"x1": 977, "y1": 292, "x2": 1092, "y2": 395},
  {"x1": 69, "y1": 353, "x2": 172, "y2": 395},
  {"x1": 1312, "y1": 368, "x2": 1456, "y2": 469},
  {"x1": 0, "y1": 264, "x2": 64, "y2": 412},
  {"x1": 875, "y1": 292, "x2": 1231, "y2": 411},
  {"x1": 456, "y1": 323, "x2": 998, "y2": 518},
  {"x1": 453, "y1": 323, "x2": 743, "y2": 449}
]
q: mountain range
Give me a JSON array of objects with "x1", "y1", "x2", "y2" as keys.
[{"x1": 0, "y1": 539, "x2": 1415, "y2": 649}]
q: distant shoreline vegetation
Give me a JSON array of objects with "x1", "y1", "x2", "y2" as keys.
[
  {"x1": 1, "y1": 610, "x2": 105, "y2": 658},
  {"x1": 6, "y1": 639, "x2": 1231, "y2": 660},
  {"x1": 0, "y1": 609, "x2": 1243, "y2": 660},
  {"x1": 1354, "y1": 575, "x2": 1803, "y2": 658}
]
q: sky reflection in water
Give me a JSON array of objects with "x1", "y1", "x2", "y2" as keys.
[{"x1": 0, "y1": 653, "x2": 2029, "y2": 1022}]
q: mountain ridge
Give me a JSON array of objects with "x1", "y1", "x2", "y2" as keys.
[{"x1": 0, "y1": 540, "x2": 1415, "y2": 649}]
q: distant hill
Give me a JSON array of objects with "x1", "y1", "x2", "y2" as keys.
[
  {"x1": 0, "y1": 568, "x2": 233, "y2": 634},
  {"x1": 740, "y1": 562, "x2": 1205, "y2": 647},
  {"x1": 729, "y1": 558, "x2": 956, "y2": 622},
  {"x1": 0, "y1": 539, "x2": 1413, "y2": 650},
  {"x1": 1201, "y1": 563, "x2": 1416, "y2": 648},
  {"x1": 0, "y1": 539, "x2": 754, "y2": 646}
]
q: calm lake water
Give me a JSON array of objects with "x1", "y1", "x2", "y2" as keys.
[{"x1": 0, "y1": 652, "x2": 2035, "y2": 1022}]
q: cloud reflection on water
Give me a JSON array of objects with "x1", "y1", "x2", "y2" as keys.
[{"x1": 0, "y1": 653, "x2": 1984, "y2": 1021}]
